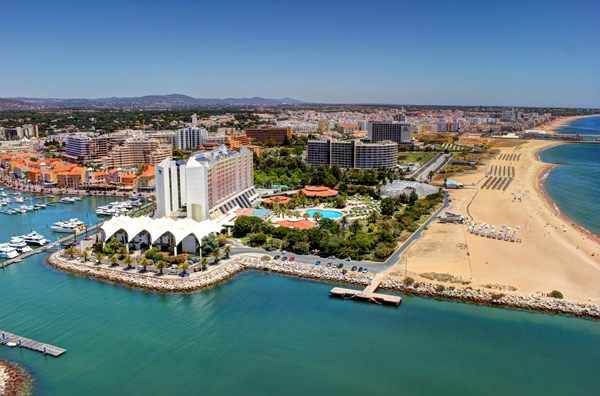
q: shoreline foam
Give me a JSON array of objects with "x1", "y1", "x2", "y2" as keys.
[{"x1": 46, "y1": 252, "x2": 600, "y2": 319}]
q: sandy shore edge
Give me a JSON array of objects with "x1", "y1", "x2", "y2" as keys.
[
  {"x1": 46, "y1": 252, "x2": 600, "y2": 319},
  {"x1": 535, "y1": 143, "x2": 600, "y2": 243}
]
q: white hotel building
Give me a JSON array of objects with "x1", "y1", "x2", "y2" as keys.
[{"x1": 155, "y1": 145, "x2": 259, "y2": 221}]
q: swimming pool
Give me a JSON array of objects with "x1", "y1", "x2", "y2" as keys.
[{"x1": 305, "y1": 209, "x2": 343, "y2": 219}]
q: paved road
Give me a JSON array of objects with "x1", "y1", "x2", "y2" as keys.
[
  {"x1": 414, "y1": 153, "x2": 453, "y2": 181},
  {"x1": 230, "y1": 192, "x2": 450, "y2": 274}
]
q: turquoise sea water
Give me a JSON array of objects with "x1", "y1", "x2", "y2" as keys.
[
  {"x1": 538, "y1": 122, "x2": 600, "y2": 237},
  {"x1": 305, "y1": 209, "x2": 343, "y2": 219},
  {"x1": 1, "y1": 191, "x2": 599, "y2": 395}
]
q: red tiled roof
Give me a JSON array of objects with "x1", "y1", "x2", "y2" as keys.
[
  {"x1": 276, "y1": 219, "x2": 316, "y2": 230},
  {"x1": 262, "y1": 196, "x2": 291, "y2": 204},
  {"x1": 300, "y1": 186, "x2": 338, "y2": 197}
]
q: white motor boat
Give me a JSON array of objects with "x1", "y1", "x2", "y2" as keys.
[
  {"x1": 22, "y1": 231, "x2": 49, "y2": 246},
  {"x1": 14, "y1": 196, "x2": 24, "y2": 203},
  {"x1": 9, "y1": 238, "x2": 33, "y2": 253},
  {"x1": 51, "y1": 220, "x2": 82, "y2": 233},
  {"x1": 0, "y1": 243, "x2": 19, "y2": 259}
]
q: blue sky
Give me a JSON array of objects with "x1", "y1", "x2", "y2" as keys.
[{"x1": 1, "y1": 0, "x2": 598, "y2": 107}]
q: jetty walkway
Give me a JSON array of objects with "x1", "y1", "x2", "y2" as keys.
[
  {"x1": 329, "y1": 273, "x2": 402, "y2": 306},
  {"x1": 0, "y1": 330, "x2": 66, "y2": 357}
]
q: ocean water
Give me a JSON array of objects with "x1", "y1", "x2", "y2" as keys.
[
  {"x1": 539, "y1": 142, "x2": 600, "y2": 237},
  {"x1": 553, "y1": 115, "x2": 600, "y2": 137},
  {"x1": 1, "y1": 193, "x2": 600, "y2": 395}
]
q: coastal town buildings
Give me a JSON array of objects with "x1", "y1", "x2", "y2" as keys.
[
  {"x1": 307, "y1": 138, "x2": 398, "y2": 169},
  {"x1": 101, "y1": 138, "x2": 171, "y2": 169},
  {"x1": 155, "y1": 145, "x2": 258, "y2": 221}
]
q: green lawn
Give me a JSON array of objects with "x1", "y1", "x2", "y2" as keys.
[{"x1": 398, "y1": 152, "x2": 437, "y2": 165}]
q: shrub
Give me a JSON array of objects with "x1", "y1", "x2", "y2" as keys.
[
  {"x1": 403, "y1": 277, "x2": 414, "y2": 286},
  {"x1": 550, "y1": 290, "x2": 564, "y2": 299},
  {"x1": 436, "y1": 284, "x2": 446, "y2": 292},
  {"x1": 261, "y1": 255, "x2": 271, "y2": 261},
  {"x1": 413, "y1": 282, "x2": 420, "y2": 288},
  {"x1": 491, "y1": 293, "x2": 505, "y2": 300}
]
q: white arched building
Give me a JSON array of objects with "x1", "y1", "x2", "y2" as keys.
[{"x1": 100, "y1": 215, "x2": 223, "y2": 255}]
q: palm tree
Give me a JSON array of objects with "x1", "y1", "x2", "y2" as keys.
[
  {"x1": 155, "y1": 260, "x2": 166, "y2": 275},
  {"x1": 212, "y1": 247, "x2": 221, "y2": 265},
  {"x1": 312, "y1": 211, "x2": 322, "y2": 222},
  {"x1": 65, "y1": 246, "x2": 78, "y2": 259},
  {"x1": 340, "y1": 215, "x2": 348, "y2": 237},
  {"x1": 178, "y1": 261, "x2": 190, "y2": 274},
  {"x1": 80, "y1": 249, "x2": 89, "y2": 262},
  {"x1": 123, "y1": 255, "x2": 133, "y2": 269},
  {"x1": 349, "y1": 219, "x2": 362, "y2": 235},
  {"x1": 201, "y1": 257, "x2": 209, "y2": 271},
  {"x1": 138, "y1": 258, "x2": 149, "y2": 271},
  {"x1": 224, "y1": 245, "x2": 232, "y2": 258},
  {"x1": 94, "y1": 252, "x2": 105, "y2": 264},
  {"x1": 367, "y1": 211, "x2": 379, "y2": 224},
  {"x1": 109, "y1": 255, "x2": 119, "y2": 267}
]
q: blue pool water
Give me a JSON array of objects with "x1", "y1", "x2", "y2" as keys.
[{"x1": 306, "y1": 209, "x2": 343, "y2": 218}]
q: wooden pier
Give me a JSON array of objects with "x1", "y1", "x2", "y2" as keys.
[
  {"x1": 329, "y1": 273, "x2": 402, "y2": 306},
  {"x1": 0, "y1": 330, "x2": 66, "y2": 357}
]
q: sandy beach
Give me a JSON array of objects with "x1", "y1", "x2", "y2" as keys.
[{"x1": 391, "y1": 138, "x2": 600, "y2": 305}]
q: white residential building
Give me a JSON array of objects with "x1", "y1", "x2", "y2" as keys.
[{"x1": 175, "y1": 126, "x2": 209, "y2": 150}]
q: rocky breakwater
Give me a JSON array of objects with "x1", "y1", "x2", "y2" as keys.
[
  {"x1": 0, "y1": 360, "x2": 33, "y2": 396},
  {"x1": 380, "y1": 278, "x2": 600, "y2": 319},
  {"x1": 46, "y1": 252, "x2": 373, "y2": 293}
]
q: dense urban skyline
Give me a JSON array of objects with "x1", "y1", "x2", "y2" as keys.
[{"x1": 1, "y1": 0, "x2": 599, "y2": 108}]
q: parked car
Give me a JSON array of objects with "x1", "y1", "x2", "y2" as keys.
[
  {"x1": 282, "y1": 250, "x2": 287, "y2": 254},
  {"x1": 282, "y1": 256, "x2": 287, "y2": 261},
  {"x1": 328, "y1": 255, "x2": 336, "y2": 259},
  {"x1": 315, "y1": 261, "x2": 321, "y2": 265},
  {"x1": 362, "y1": 268, "x2": 368, "y2": 273},
  {"x1": 274, "y1": 255, "x2": 280, "y2": 260},
  {"x1": 289, "y1": 257, "x2": 295, "y2": 261},
  {"x1": 337, "y1": 263, "x2": 343, "y2": 269},
  {"x1": 326, "y1": 262, "x2": 332, "y2": 267},
  {"x1": 351, "y1": 266, "x2": 357, "y2": 271},
  {"x1": 358, "y1": 267, "x2": 363, "y2": 272}
]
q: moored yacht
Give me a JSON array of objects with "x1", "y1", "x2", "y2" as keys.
[
  {"x1": 0, "y1": 243, "x2": 19, "y2": 259},
  {"x1": 9, "y1": 237, "x2": 33, "y2": 253},
  {"x1": 22, "y1": 231, "x2": 49, "y2": 245}
]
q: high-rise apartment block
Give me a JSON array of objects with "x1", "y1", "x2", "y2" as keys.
[
  {"x1": 367, "y1": 121, "x2": 414, "y2": 145},
  {"x1": 244, "y1": 127, "x2": 292, "y2": 145},
  {"x1": 64, "y1": 134, "x2": 111, "y2": 163},
  {"x1": 155, "y1": 145, "x2": 258, "y2": 221},
  {"x1": 175, "y1": 127, "x2": 209, "y2": 150},
  {"x1": 307, "y1": 139, "x2": 398, "y2": 169}
]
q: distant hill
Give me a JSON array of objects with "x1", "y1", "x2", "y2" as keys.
[
  {"x1": 0, "y1": 98, "x2": 44, "y2": 110},
  {"x1": 0, "y1": 94, "x2": 305, "y2": 110}
]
